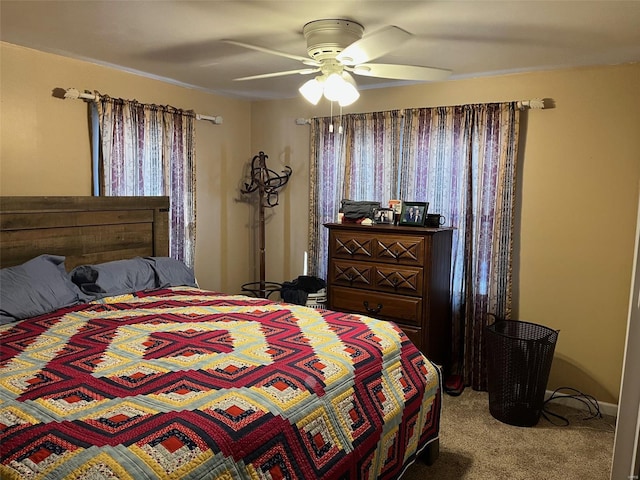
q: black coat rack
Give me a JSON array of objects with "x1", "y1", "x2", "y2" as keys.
[{"x1": 240, "y1": 151, "x2": 292, "y2": 298}]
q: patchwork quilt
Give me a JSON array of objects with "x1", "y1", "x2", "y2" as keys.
[{"x1": 0, "y1": 287, "x2": 441, "y2": 480}]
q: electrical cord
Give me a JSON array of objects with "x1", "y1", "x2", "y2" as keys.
[{"x1": 541, "y1": 387, "x2": 603, "y2": 427}]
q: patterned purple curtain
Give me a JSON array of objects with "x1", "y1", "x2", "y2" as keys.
[
  {"x1": 95, "y1": 95, "x2": 196, "y2": 266},
  {"x1": 400, "y1": 102, "x2": 520, "y2": 390},
  {"x1": 309, "y1": 102, "x2": 520, "y2": 390},
  {"x1": 309, "y1": 111, "x2": 403, "y2": 278}
]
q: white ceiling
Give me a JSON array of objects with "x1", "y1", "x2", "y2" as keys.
[{"x1": 2, "y1": 1, "x2": 640, "y2": 101}]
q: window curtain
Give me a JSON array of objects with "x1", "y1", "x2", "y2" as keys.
[
  {"x1": 93, "y1": 95, "x2": 196, "y2": 266},
  {"x1": 309, "y1": 102, "x2": 520, "y2": 390},
  {"x1": 399, "y1": 102, "x2": 520, "y2": 390},
  {"x1": 308, "y1": 111, "x2": 403, "y2": 277}
]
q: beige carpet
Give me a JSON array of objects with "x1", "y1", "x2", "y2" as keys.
[{"x1": 402, "y1": 389, "x2": 616, "y2": 479}]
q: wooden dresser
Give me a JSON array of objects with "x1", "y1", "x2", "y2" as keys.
[{"x1": 325, "y1": 223, "x2": 453, "y2": 370}]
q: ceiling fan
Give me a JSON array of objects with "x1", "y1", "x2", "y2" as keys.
[{"x1": 223, "y1": 19, "x2": 452, "y2": 106}]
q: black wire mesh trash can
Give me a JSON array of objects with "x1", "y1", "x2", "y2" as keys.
[{"x1": 486, "y1": 320, "x2": 559, "y2": 427}]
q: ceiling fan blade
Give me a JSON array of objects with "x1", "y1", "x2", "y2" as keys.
[
  {"x1": 337, "y1": 26, "x2": 412, "y2": 65},
  {"x1": 222, "y1": 40, "x2": 320, "y2": 66},
  {"x1": 352, "y1": 63, "x2": 452, "y2": 81},
  {"x1": 234, "y1": 68, "x2": 319, "y2": 82}
]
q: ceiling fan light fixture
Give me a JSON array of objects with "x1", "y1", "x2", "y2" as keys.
[
  {"x1": 337, "y1": 72, "x2": 360, "y2": 106},
  {"x1": 322, "y1": 72, "x2": 359, "y2": 106},
  {"x1": 299, "y1": 78, "x2": 324, "y2": 105},
  {"x1": 323, "y1": 73, "x2": 346, "y2": 102}
]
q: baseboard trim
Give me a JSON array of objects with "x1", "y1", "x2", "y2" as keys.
[{"x1": 545, "y1": 389, "x2": 618, "y2": 418}]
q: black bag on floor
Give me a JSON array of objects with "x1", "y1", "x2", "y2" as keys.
[{"x1": 281, "y1": 276, "x2": 326, "y2": 305}]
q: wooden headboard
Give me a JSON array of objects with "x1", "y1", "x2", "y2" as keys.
[{"x1": 0, "y1": 196, "x2": 169, "y2": 270}]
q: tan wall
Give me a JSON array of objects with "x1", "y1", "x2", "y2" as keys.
[
  {"x1": 2, "y1": 40, "x2": 638, "y2": 403},
  {"x1": 251, "y1": 63, "x2": 640, "y2": 403},
  {"x1": 0, "y1": 42, "x2": 254, "y2": 294}
]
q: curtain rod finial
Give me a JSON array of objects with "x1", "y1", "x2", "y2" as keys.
[
  {"x1": 60, "y1": 88, "x2": 96, "y2": 101},
  {"x1": 517, "y1": 98, "x2": 545, "y2": 110},
  {"x1": 195, "y1": 114, "x2": 223, "y2": 124},
  {"x1": 528, "y1": 98, "x2": 545, "y2": 109},
  {"x1": 64, "y1": 88, "x2": 80, "y2": 100}
]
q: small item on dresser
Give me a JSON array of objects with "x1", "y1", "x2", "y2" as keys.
[
  {"x1": 388, "y1": 199, "x2": 402, "y2": 214},
  {"x1": 426, "y1": 213, "x2": 446, "y2": 227},
  {"x1": 389, "y1": 200, "x2": 403, "y2": 225}
]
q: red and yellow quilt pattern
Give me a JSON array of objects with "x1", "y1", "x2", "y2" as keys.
[{"x1": 0, "y1": 287, "x2": 440, "y2": 479}]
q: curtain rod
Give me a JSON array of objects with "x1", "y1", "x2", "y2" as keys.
[
  {"x1": 294, "y1": 98, "x2": 546, "y2": 125},
  {"x1": 61, "y1": 88, "x2": 223, "y2": 124}
]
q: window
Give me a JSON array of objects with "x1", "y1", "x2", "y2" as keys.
[
  {"x1": 92, "y1": 96, "x2": 196, "y2": 266},
  {"x1": 309, "y1": 102, "x2": 520, "y2": 389}
]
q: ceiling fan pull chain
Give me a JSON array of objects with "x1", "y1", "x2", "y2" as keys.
[{"x1": 329, "y1": 101, "x2": 334, "y2": 132}]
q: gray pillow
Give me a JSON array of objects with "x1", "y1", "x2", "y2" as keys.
[
  {"x1": 0, "y1": 255, "x2": 89, "y2": 323},
  {"x1": 145, "y1": 257, "x2": 197, "y2": 288},
  {"x1": 70, "y1": 257, "x2": 156, "y2": 299}
]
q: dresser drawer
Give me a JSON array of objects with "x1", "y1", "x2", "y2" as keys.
[
  {"x1": 330, "y1": 260, "x2": 423, "y2": 295},
  {"x1": 332, "y1": 232, "x2": 375, "y2": 261},
  {"x1": 330, "y1": 261, "x2": 374, "y2": 288},
  {"x1": 329, "y1": 286, "x2": 422, "y2": 326},
  {"x1": 375, "y1": 235, "x2": 425, "y2": 266},
  {"x1": 332, "y1": 231, "x2": 425, "y2": 266},
  {"x1": 374, "y1": 264, "x2": 423, "y2": 295}
]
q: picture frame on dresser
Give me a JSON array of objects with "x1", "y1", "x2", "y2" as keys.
[
  {"x1": 400, "y1": 201, "x2": 428, "y2": 226},
  {"x1": 373, "y1": 207, "x2": 395, "y2": 224}
]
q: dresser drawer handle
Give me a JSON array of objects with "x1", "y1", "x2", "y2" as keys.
[{"x1": 363, "y1": 301, "x2": 383, "y2": 314}]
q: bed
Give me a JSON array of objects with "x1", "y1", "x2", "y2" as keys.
[{"x1": 0, "y1": 196, "x2": 441, "y2": 480}]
